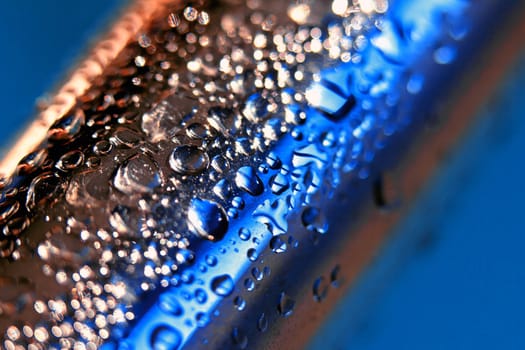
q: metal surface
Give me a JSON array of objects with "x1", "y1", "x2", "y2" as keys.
[{"x1": 0, "y1": 0, "x2": 522, "y2": 349}]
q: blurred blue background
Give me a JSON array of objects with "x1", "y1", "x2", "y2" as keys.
[
  {"x1": 1, "y1": 1, "x2": 524, "y2": 349},
  {"x1": 0, "y1": 0, "x2": 123, "y2": 154}
]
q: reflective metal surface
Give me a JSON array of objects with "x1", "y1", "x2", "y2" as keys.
[{"x1": 0, "y1": 0, "x2": 522, "y2": 349}]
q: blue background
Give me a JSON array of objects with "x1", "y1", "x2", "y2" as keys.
[{"x1": 1, "y1": 2, "x2": 524, "y2": 349}]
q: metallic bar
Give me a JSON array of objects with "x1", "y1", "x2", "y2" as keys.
[{"x1": 0, "y1": 0, "x2": 522, "y2": 349}]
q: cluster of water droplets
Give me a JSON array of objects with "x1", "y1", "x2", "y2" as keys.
[{"x1": 0, "y1": 0, "x2": 473, "y2": 348}]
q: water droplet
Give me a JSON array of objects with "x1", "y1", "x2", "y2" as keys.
[
  {"x1": 158, "y1": 293, "x2": 183, "y2": 316},
  {"x1": 183, "y1": 6, "x2": 199, "y2": 21},
  {"x1": 233, "y1": 296, "x2": 246, "y2": 311},
  {"x1": 114, "y1": 154, "x2": 162, "y2": 195},
  {"x1": 195, "y1": 288, "x2": 207, "y2": 304},
  {"x1": 48, "y1": 110, "x2": 85, "y2": 142},
  {"x1": 251, "y1": 267, "x2": 263, "y2": 281},
  {"x1": 434, "y1": 45, "x2": 457, "y2": 65},
  {"x1": 292, "y1": 144, "x2": 328, "y2": 169},
  {"x1": 265, "y1": 152, "x2": 282, "y2": 169},
  {"x1": 0, "y1": 199, "x2": 20, "y2": 223},
  {"x1": 257, "y1": 313, "x2": 268, "y2": 332},
  {"x1": 269, "y1": 173, "x2": 289, "y2": 195},
  {"x1": 170, "y1": 145, "x2": 209, "y2": 175},
  {"x1": 109, "y1": 205, "x2": 138, "y2": 236},
  {"x1": 330, "y1": 264, "x2": 342, "y2": 287},
  {"x1": 235, "y1": 138, "x2": 253, "y2": 156},
  {"x1": 197, "y1": 11, "x2": 210, "y2": 25},
  {"x1": 270, "y1": 236, "x2": 287, "y2": 254},
  {"x1": 150, "y1": 325, "x2": 182, "y2": 350},
  {"x1": 56, "y1": 150, "x2": 84, "y2": 171},
  {"x1": 235, "y1": 166, "x2": 263, "y2": 196},
  {"x1": 244, "y1": 278, "x2": 255, "y2": 292},
  {"x1": 211, "y1": 155, "x2": 230, "y2": 173},
  {"x1": 313, "y1": 277, "x2": 329, "y2": 302},
  {"x1": 176, "y1": 249, "x2": 195, "y2": 265},
  {"x1": 211, "y1": 274, "x2": 234, "y2": 297},
  {"x1": 253, "y1": 199, "x2": 288, "y2": 236},
  {"x1": 196, "y1": 312, "x2": 210, "y2": 327},
  {"x1": 205, "y1": 255, "x2": 217, "y2": 267},
  {"x1": 187, "y1": 198, "x2": 228, "y2": 241},
  {"x1": 213, "y1": 179, "x2": 231, "y2": 201},
  {"x1": 168, "y1": 13, "x2": 180, "y2": 27},
  {"x1": 301, "y1": 207, "x2": 328, "y2": 234},
  {"x1": 242, "y1": 93, "x2": 269, "y2": 122},
  {"x1": 247, "y1": 248, "x2": 258, "y2": 262},
  {"x1": 111, "y1": 127, "x2": 142, "y2": 148},
  {"x1": 231, "y1": 327, "x2": 248, "y2": 349},
  {"x1": 238, "y1": 228, "x2": 251, "y2": 241},
  {"x1": 277, "y1": 292, "x2": 295, "y2": 317},
  {"x1": 186, "y1": 123, "x2": 213, "y2": 140},
  {"x1": 26, "y1": 172, "x2": 65, "y2": 211}
]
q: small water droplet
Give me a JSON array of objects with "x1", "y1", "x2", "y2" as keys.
[
  {"x1": 183, "y1": 6, "x2": 199, "y2": 21},
  {"x1": 251, "y1": 267, "x2": 263, "y2": 281},
  {"x1": 269, "y1": 173, "x2": 289, "y2": 195},
  {"x1": 233, "y1": 296, "x2": 246, "y2": 311},
  {"x1": 266, "y1": 152, "x2": 282, "y2": 169},
  {"x1": 205, "y1": 255, "x2": 218, "y2": 267},
  {"x1": 244, "y1": 278, "x2": 255, "y2": 292},
  {"x1": 211, "y1": 274, "x2": 234, "y2": 297},
  {"x1": 277, "y1": 292, "x2": 295, "y2": 317},
  {"x1": 257, "y1": 313, "x2": 268, "y2": 332},
  {"x1": 313, "y1": 277, "x2": 329, "y2": 302},
  {"x1": 194, "y1": 288, "x2": 207, "y2": 304},
  {"x1": 231, "y1": 327, "x2": 248, "y2": 349},
  {"x1": 434, "y1": 45, "x2": 457, "y2": 65},
  {"x1": 247, "y1": 248, "x2": 258, "y2": 262},
  {"x1": 301, "y1": 207, "x2": 328, "y2": 234},
  {"x1": 196, "y1": 312, "x2": 210, "y2": 327},
  {"x1": 331, "y1": 264, "x2": 342, "y2": 287},
  {"x1": 187, "y1": 198, "x2": 228, "y2": 241},
  {"x1": 238, "y1": 228, "x2": 251, "y2": 241},
  {"x1": 269, "y1": 236, "x2": 287, "y2": 254}
]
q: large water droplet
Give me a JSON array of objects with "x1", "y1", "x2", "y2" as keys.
[
  {"x1": 235, "y1": 166, "x2": 263, "y2": 196},
  {"x1": 150, "y1": 325, "x2": 182, "y2": 350},
  {"x1": 187, "y1": 198, "x2": 228, "y2": 241},
  {"x1": 211, "y1": 274, "x2": 234, "y2": 297},
  {"x1": 26, "y1": 172, "x2": 65, "y2": 211},
  {"x1": 114, "y1": 154, "x2": 162, "y2": 195},
  {"x1": 169, "y1": 146, "x2": 209, "y2": 175}
]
